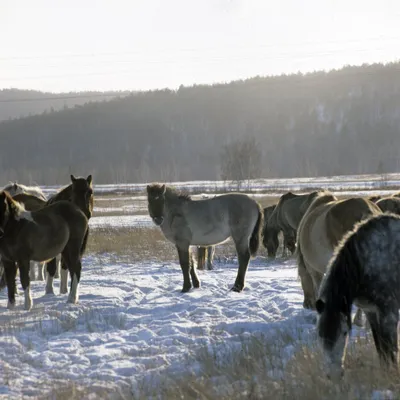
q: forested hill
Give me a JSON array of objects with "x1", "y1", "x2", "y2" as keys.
[
  {"x1": 0, "y1": 62, "x2": 400, "y2": 185},
  {"x1": 0, "y1": 89, "x2": 132, "y2": 121}
]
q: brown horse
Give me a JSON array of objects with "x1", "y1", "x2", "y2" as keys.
[
  {"x1": 262, "y1": 204, "x2": 296, "y2": 258},
  {"x1": 0, "y1": 175, "x2": 93, "y2": 296},
  {"x1": 0, "y1": 191, "x2": 88, "y2": 310},
  {"x1": 376, "y1": 197, "x2": 400, "y2": 215},
  {"x1": 264, "y1": 191, "x2": 320, "y2": 259},
  {"x1": 296, "y1": 192, "x2": 381, "y2": 311}
]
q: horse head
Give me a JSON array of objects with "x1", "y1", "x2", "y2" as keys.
[
  {"x1": 316, "y1": 297, "x2": 351, "y2": 381},
  {"x1": 147, "y1": 184, "x2": 166, "y2": 226},
  {"x1": 70, "y1": 175, "x2": 93, "y2": 219}
]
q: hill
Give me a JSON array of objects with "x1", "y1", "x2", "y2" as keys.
[{"x1": 0, "y1": 62, "x2": 399, "y2": 184}]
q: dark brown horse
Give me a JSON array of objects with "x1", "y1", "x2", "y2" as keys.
[
  {"x1": 0, "y1": 191, "x2": 88, "y2": 310},
  {"x1": 0, "y1": 175, "x2": 93, "y2": 296}
]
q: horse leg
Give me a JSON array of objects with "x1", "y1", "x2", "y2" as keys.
[
  {"x1": 37, "y1": 262, "x2": 45, "y2": 281},
  {"x1": 3, "y1": 260, "x2": 17, "y2": 309},
  {"x1": 45, "y1": 258, "x2": 57, "y2": 295},
  {"x1": 207, "y1": 246, "x2": 215, "y2": 270},
  {"x1": 62, "y1": 250, "x2": 82, "y2": 304},
  {"x1": 18, "y1": 259, "x2": 32, "y2": 311},
  {"x1": 231, "y1": 242, "x2": 250, "y2": 292},
  {"x1": 29, "y1": 261, "x2": 36, "y2": 281},
  {"x1": 197, "y1": 247, "x2": 206, "y2": 271},
  {"x1": 189, "y1": 249, "x2": 200, "y2": 288},
  {"x1": 353, "y1": 308, "x2": 364, "y2": 327},
  {"x1": 176, "y1": 245, "x2": 192, "y2": 293},
  {"x1": 60, "y1": 257, "x2": 69, "y2": 294},
  {"x1": 298, "y1": 260, "x2": 316, "y2": 310},
  {"x1": 377, "y1": 309, "x2": 399, "y2": 368},
  {"x1": 54, "y1": 258, "x2": 60, "y2": 279},
  {"x1": 0, "y1": 264, "x2": 7, "y2": 291}
]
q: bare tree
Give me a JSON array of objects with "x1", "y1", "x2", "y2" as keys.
[{"x1": 220, "y1": 137, "x2": 262, "y2": 189}]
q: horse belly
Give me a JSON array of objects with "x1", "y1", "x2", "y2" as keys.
[
  {"x1": 191, "y1": 228, "x2": 231, "y2": 247},
  {"x1": 304, "y1": 212, "x2": 333, "y2": 273},
  {"x1": 30, "y1": 227, "x2": 69, "y2": 262}
]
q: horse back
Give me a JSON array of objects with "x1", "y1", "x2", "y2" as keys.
[
  {"x1": 12, "y1": 193, "x2": 46, "y2": 211},
  {"x1": 33, "y1": 200, "x2": 88, "y2": 231},
  {"x1": 325, "y1": 197, "x2": 381, "y2": 248}
]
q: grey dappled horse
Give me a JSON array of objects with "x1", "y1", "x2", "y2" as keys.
[
  {"x1": 317, "y1": 214, "x2": 400, "y2": 380},
  {"x1": 147, "y1": 184, "x2": 263, "y2": 292}
]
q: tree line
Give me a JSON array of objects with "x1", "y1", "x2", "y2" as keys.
[{"x1": 0, "y1": 62, "x2": 399, "y2": 185}]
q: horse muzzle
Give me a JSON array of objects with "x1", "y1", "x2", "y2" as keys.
[{"x1": 152, "y1": 217, "x2": 164, "y2": 226}]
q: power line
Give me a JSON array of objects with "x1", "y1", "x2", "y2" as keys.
[
  {"x1": 0, "y1": 93, "x2": 131, "y2": 103},
  {"x1": 1, "y1": 35, "x2": 400, "y2": 61},
  {"x1": 1, "y1": 46, "x2": 398, "y2": 82}
]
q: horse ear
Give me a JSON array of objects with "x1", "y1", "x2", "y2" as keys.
[
  {"x1": 146, "y1": 185, "x2": 151, "y2": 194},
  {"x1": 316, "y1": 299, "x2": 325, "y2": 314},
  {"x1": 86, "y1": 175, "x2": 92, "y2": 185},
  {"x1": 161, "y1": 184, "x2": 166, "y2": 194},
  {"x1": 70, "y1": 175, "x2": 76, "y2": 182}
]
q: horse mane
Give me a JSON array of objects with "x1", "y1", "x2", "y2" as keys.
[
  {"x1": 47, "y1": 184, "x2": 72, "y2": 205},
  {"x1": 165, "y1": 186, "x2": 192, "y2": 202},
  {"x1": 3, "y1": 182, "x2": 47, "y2": 201},
  {"x1": 319, "y1": 214, "x2": 374, "y2": 316},
  {"x1": 2, "y1": 191, "x2": 30, "y2": 220},
  {"x1": 307, "y1": 191, "x2": 336, "y2": 211}
]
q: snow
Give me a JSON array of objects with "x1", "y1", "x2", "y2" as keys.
[{"x1": 0, "y1": 256, "x2": 315, "y2": 397}]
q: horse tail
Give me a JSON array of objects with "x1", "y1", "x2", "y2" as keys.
[
  {"x1": 197, "y1": 247, "x2": 207, "y2": 270},
  {"x1": 80, "y1": 227, "x2": 90, "y2": 257},
  {"x1": 249, "y1": 203, "x2": 264, "y2": 257}
]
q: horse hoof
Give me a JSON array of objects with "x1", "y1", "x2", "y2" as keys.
[
  {"x1": 181, "y1": 286, "x2": 192, "y2": 293},
  {"x1": 192, "y1": 281, "x2": 201, "y2": 288},
  {"x1": 45, "y1": 288, "x2": 55, "y2": 296},
  {"x1": 303, "y1": 300, "x2": 315, "y2": 310},
  {"x1": 60, "y1": 288, "x2": 68, "y2": 295},
  {"x1": 7, "y1": 301, "x2": 16, "y2": 310},
  {"x1": 67, "y1": 297, "x2": 78, "y2": 304},
  {"x1": 231, "y1": 285, "x2": 243, "y2": 292}
]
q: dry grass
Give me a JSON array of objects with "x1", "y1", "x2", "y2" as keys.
[
  {"x1": 86, "y1": 226, "x2": 177, "y2": 262},
  {"x1": 131, "y1": 330, "x2": 400, "y2": 400}
]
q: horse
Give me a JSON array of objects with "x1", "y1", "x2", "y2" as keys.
[
  {"x1": 2, "y1": 184, "x2": 48, "y2": 283},
  {"x1": 316, "y1": 214, "x2": 400, "y2": 380},
  {"x1": 3, "y1": 182, "x2": 47, "y2": 201},
  {"x1": 0, "y1": 191, "x2": 89, "y2": 310},
  {"x1": 264, "y1": 191, "x2": 320, "y2": 259},
  {"x1": 262, "y1": 204, "x2": 296, "y2": 259},
  {"x1": 147, "y1": 184, "x2": 263, "y2": 292},
  {"x1": 0, "y1": 175, "x2": 93, "y2": 296},
  {"x1": 197, "y1": 246, "x2": 215, "y2": 271},
  {"x1": 376, "y1": 197, "x2": 400, "y2": 215},
  {"x1": 368, "y1": 195, "x2": 382, "y2": 203},
  {"x1": 41, "y1": 175, "x2": 93, "y2": 296},
  {"x1": 296, "y1": 191, "x2": 381, "y2": 311}
]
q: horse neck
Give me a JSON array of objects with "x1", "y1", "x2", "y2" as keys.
[
  {"x1": 323, "y1": 240, "x2": 361, "y2": 313},
  {"x1": 49, "y1": 185, "x2": 72, "y2": 204}
]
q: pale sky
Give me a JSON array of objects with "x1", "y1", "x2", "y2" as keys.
[{"x1": 1, "y1": 0, "x2": 400, "y2": 93}]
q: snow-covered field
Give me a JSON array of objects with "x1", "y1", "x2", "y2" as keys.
[
  {"x1": 0, "y1": 175, "x2": 399, "y2": 398},
  {"x1": 0, "y1": 256, "x2": 316, "y2": 398}
]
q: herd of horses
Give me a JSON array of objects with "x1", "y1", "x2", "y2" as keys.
[
  {"x1": 1, "y1": 177, "x2": 399, "y2": 381},
  {"x1": 147, "y1": 184, "x2": 400, "y2": 380}
]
